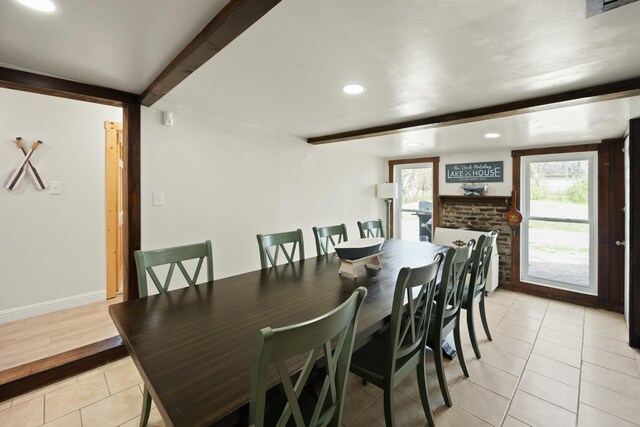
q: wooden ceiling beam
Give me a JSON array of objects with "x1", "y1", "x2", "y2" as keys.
[
  {"x1": 0, "y1": 66, "x2": 137, "y2": 107},
  {"x1": 307, "y1": 76, "x2": 640, "y2": 145},
  {"x1": 140, "y1": 0, "x2": 282, "y2": 107}
]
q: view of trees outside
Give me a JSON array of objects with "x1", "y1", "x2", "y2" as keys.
[
  {"x1": 527, "y1": 160, "x2": 590, "y2": 287},
  {"x1": 400, "y1": 167, "x2": 433, "y2": 241}
]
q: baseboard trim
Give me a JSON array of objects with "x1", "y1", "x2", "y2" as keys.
[
  {"x1": 0, "y1": 291, "x2": 106, "y2": 324},
  {"x1": 499, "y1": 282, "x2": 598, "y2": 308},
  {"x1": 0, "y1": 336, "x2": 126, "y2": 401}
]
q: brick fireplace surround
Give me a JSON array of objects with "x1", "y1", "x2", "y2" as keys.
[{"x1": 438, "y1": 195, "x2": 513, "y2": 287}]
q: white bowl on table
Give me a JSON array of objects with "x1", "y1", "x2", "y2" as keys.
[{"x1": 334, "y1": 238, "x2": 385, "y2": 260}]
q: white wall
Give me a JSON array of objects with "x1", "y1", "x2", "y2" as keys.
[
  {"x1": 439, "y1": 150, "x2": 513, "y2": 195},
  {"x1": 141, "y1": 102, "x2": 385, "y2": 281},
  {"x1": 0, "y1": 88, "x2": 122, "y2": 321}
]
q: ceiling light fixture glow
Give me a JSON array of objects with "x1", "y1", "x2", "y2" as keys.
[
  {"x1": 406, "y1": 142, "x2": 422, "y2": 147},
  {"x1": 342, "y1": 84, "x2": 365, "y2": 95},
  {"x1": 15, "y1": 0, "x2": 56, "y2": 12},
  {"x1": 484, "y1": 132, "x2": 501, "y2": 139}
]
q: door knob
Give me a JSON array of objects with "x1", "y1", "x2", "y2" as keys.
[{"x1": 616, "y1": 241, "x2": 626, "y2": 246}]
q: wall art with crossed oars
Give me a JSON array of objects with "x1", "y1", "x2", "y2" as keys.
[{"x1": 4, "y1": 137, "x2": 47, "y2": 191}]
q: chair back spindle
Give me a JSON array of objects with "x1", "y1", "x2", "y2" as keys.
[
  {"x1": 135, "y1": 241, "x2": 213, "y2": 297},
  {"x1": 257, "y1": 229, "x2": 305, "y2": 269},
  {"x1": 249, "y1": 287, "x2": 367, "y2": 427},
  {"x1": 357, "y1": 219, "x2": 384, "y2": 238},
  {"x1": 313, "y1": 224, "x2": 348, "y2": 256}
]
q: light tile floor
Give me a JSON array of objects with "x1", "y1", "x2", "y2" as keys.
[{"x1": 1, "y1": 289, "x2": 638, "y2": 427}]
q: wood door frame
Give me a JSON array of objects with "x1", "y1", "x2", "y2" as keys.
[
  {"x1": 388, "y1": 157, "x2": 440, "y2": 239},
  {"x1": 0, "y1": 66, "x2": 141, "y2": 399},
  {"x1": 510, "y1": 144, "x2": 600, "y2": 307},
  {"x1": 629, "y1": 119, "x2": 640, "y2": 348},
  {"x1": 597, "y1": 138, "x2": 626, "y2": 312},
  {"x1": 0, "y1": 66, "x2": 141, "y2": 302}
]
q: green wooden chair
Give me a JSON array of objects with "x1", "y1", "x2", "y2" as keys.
[
  {"x1": 462, "y1": 231, "x2": 499, "y2": 359},
  {"x1": 312, "y1": 224, "x2": 348, "y2": 256},
  {"x1": 357, "y1": 219, "x2": 384, "y2": 238},
  {"x1": 427, "y1": 241, "x2": 474, "y2": 408},
  {"x1": 257, "y1": 229, "x2": 305, "y2": 269},
  {"x1": 134, "y1": 240, "x2": 213, "y2": 426},
  {"x1": 249, "y1": 287, "x2": 367, "y2": 427},
  {"x1": 349, "y1": 255, "x2": 443, "y2": 427}
]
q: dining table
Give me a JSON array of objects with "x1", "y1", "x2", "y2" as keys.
[{"x1": 109, "y1": 239, "x2": 449, "y2": 427}]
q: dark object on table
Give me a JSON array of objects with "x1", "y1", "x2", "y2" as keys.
[
  {"x1": 334, "y1": 237, "x2": 384, "y2": 260},
  {"x1": 461, "y1": 183, "x2": 488, "y2": 196}
]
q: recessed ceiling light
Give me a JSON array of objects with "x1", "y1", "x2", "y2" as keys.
[
  {"x1": 406, "y1": 142, "x2": 423, "y2": 147},
  {"x1": 484, "y1": 132, "x2": 501, "y2": 139},
  {"x1": 15, "y1": 0, "x2": 56, "y2": 12},
  {"x1": 342, "y1": 84, "x2": 365, "y2": 95}
]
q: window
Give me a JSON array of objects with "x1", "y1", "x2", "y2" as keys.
[
  {"x1": 521, "y1": 152, "x2": 598, "y2": 294},
  {"x1": 393, "y1": 163, "x2": 434, "y2": 241}
]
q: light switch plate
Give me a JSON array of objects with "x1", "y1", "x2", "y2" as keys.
[
  {"x1": 50, "y1": 181, "x2": 62, "y2": 195},
  {"x1": 152, "y1": 190, "x2": 165, "y2": 206}
]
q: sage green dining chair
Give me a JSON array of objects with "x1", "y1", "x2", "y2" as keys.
[
  {"x1": 312, "y1": 224, "x2": 348, "y2": 256},
  {"x1": 349, "y1": 256, "x2": 443, "y2": 427},
  {"x1": 135, "y1": 240, "x2": 214, "y2": 298},
  {"x1": 462, "y1": 231, "x2": 499, "y2": 359},
  {"x1": 427, "y1": 241, "x2": 474, "y2": 408},
  {"x1": 134, "y1": 240, "x2": 214, "y2": 427},
  {"x1": 257, "y1": 229, "x2": 305, "y2": 269},
  {"x1": 357, "y1": 219, "x2": 384, "y2": 238},
  {"x1": 249, "y1": 287, "x2": 367, "y2": 427}
]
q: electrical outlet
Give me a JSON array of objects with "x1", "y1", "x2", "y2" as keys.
[
  {"x1": 50, "y1": 181, "x2": 62, "y2": 195},
  {"x1": 153, "y1": 190, "x2": 165, "y2": 206}
]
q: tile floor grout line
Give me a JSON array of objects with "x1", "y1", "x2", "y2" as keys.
[
  {"x1": 575, "y1": 304, "x2": 585, "y2": 425},
  {"x1": 582, "y1": 341, "x2": 638, "y2": 361},
  {"x1": 578, "y1": 401, "x2": 640, "y2": 427},
  {"x1": 498, "y1": 294, "x2": 549, "y2": 427},
  {"x1": 579, "y1": 376, "x2": 640, "y2": 403}
]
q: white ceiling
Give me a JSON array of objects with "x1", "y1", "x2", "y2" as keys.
[
  {"x1": 0, "y1": 0, "x2": 228, "y2": 93},
  {"x1": 1, "y1": 0, "x2": 639, "y2": 156}
]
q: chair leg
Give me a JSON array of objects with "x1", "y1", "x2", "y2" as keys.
[
  {"x1": 383, "y1": 387, "x2": 396, "y2": 427},
  {"x1": 479, "y1": 294, "x2": 493, "y2": 341},
  {"x1": 140, "y1": 386, "x2": 152, "y2": 427},
  {"x1": 434, "y1": 341, "x2": 452, "y2": 407},
  {"x1": 417, "y1": 356, "x2": 436, "y2": 427},
  {"x1": 454, "y1": 323, "x2": 469, "y2": 378},
  {"x1": 361, "y1": 378, "x2": 368, "y2": 386},
  {"x1": 466, "y1": 303, "x2": 482, "y2": 360}
]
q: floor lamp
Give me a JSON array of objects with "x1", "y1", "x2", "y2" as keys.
[{"x1": 377, "y1": 183, "x2": 398, "y2": 238}]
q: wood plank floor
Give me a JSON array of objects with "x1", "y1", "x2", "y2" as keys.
[{"x1": 0, "y1": 297, "x2": 122, "y2": 372}]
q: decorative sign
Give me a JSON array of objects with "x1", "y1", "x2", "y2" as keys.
[
  {"x1": 445, "y1": 161, "x2": 504, "y2": 183},
  {"x1": 4, "y1": 137, "x2": 47, "y2": 191}
]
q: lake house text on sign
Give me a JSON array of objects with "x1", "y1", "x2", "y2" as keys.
[{"x1": 445, "y1": 161, "x2": 504, "y2": 183}]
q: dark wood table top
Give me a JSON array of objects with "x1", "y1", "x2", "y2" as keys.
[{"x1": 109, "y1": 239, "x2": 448, "y2": 427}]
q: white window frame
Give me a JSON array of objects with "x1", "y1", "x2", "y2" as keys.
[
  {"x1": 520, "y1": 151, "x2": 598, "y2": 295},
  {"x1": 393, "y1": 162, "x2": 433, "y2": 240}
]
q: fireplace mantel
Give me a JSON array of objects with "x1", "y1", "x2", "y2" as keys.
[{"x1": 438, "y1": 195, "x2": 511, "y2": 207}]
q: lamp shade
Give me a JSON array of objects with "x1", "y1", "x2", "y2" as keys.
[{"x1": 377, "y1": 183, "x2": 398, "y2": 199}]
